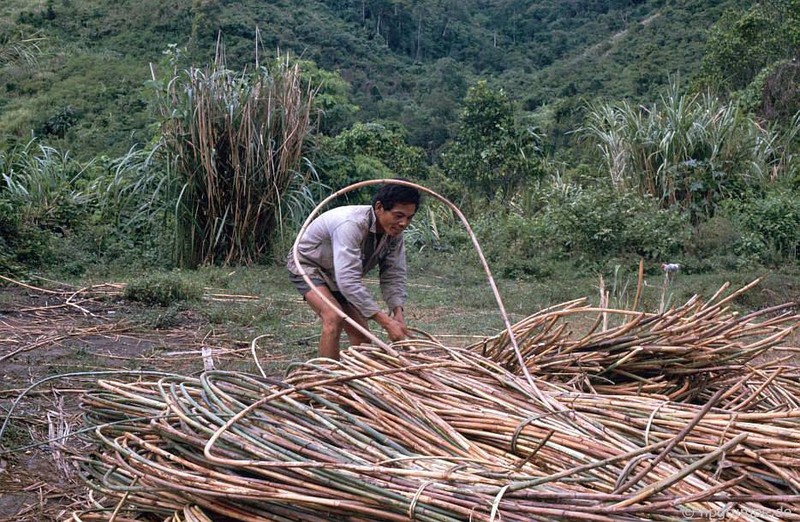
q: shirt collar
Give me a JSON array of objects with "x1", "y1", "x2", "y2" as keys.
[{"x1": 368, "y1": 206, "x2": 378, "y2": 234}]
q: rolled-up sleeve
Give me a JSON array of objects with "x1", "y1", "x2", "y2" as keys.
[
  {"x1": 331, "y1": 221, "x2": 382, "y2": 318},
  {"x1": 379, "y1": 237, "x2": 408, "y2": 311}
]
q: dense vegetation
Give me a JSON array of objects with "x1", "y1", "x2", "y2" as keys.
[
  {"x1": 0, "y1": 0, "x2": 756, "y2": 157},
  {"x1": 0, "y1": 0, "x2": 798, "y2": 285}
]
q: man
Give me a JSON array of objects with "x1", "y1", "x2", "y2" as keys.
[{"x1": 287, "y1": 183, "x2": 421, "y2": 359}]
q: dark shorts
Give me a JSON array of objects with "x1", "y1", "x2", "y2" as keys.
[{"x1": 289, "y1": 272, "x2": 349, "y2": 307}]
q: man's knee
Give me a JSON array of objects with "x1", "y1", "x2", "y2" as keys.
[{"x1": 319, "y1": 308, "x2": 345, "y2": 331}]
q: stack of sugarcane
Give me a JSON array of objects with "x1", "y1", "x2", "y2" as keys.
[
  {"x1": 71, "y1": 279, "x2": 800, "y2": 522},
  {"x1": 475, "y1": 279, "x2": 798, "y2": 401}
]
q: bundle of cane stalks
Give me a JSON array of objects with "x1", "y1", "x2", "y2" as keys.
[
  {"x1": 71, "y1": 282, "x2": 800, "y2": 522},
  {"x1": 475, "y1": 279, "x2": 799, "y2": 401}
]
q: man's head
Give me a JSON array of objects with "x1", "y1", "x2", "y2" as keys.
[{"x1": 372, "y1": 183, "x2": 421, "y2": 237}]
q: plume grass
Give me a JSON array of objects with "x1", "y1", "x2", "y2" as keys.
[{"x1": 155, "y1": 46, "x2": 317, "y2": 267}]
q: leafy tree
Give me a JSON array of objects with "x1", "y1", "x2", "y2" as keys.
[
  {"x1": 700, "y1": 0, "x2": 800, "y2": 94},
  {"x1": 319, "y1": 121, "x2": 428, "y2": 197},
  {"x1": 401, "y1": 57, "x2": 468, "y2": 153},
  {"x1": 305, "y1": 62, "x2": 359, "y2": 136},
  {"x1": 441, "y1": 80, "x2": 545, "y2": 201}
]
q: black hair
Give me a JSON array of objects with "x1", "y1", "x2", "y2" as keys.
[{"x1": 372, "y1": 181, "x2": 421, "y2": 211}]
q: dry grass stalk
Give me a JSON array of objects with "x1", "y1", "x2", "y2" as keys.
[
  {"x1": 48, "y1": 281, "x2": 798, "y2": 521},
  {"x1": 158, "y1": 49, "x2": 316, "y2": 267}
]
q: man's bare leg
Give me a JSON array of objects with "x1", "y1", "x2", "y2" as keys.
[
  {"x1": 341, "y1": 303, "x2": 370, "y2": 347},
  {"x1": 303, "y1": 286, "x2": 345, "y2": 359}
]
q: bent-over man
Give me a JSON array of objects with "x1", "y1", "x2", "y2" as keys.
[{"x1": 287, "y1": 183, "x2": 421, "y2": 359}]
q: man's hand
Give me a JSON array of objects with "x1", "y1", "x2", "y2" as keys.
[
  {"x1": 374, "y1": 310, "x2": 410, "y2": 342},
  {"x1": 391, "y1": 306, "x2": 405, "y2": 325}
]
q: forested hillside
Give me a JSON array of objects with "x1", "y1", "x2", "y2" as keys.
[
  {"x1": 1, "y1": 0, "x2": 798, "y2": 279},
  {"x1": 2, "y1": 0, "x2": 747, "y2": 158}
]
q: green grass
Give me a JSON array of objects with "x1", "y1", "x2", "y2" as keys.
[{"x1": 71, "y1": 250, "x2": 798, "y2": 360}]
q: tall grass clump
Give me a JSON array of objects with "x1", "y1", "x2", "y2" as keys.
[
  {"x1": 0, "y1": 138, "x2": 94, "y2": 227},
  {"x1": 79, "y1": 145, "x2": 181, "y2": 271},
  {"x1": 1, "y1": 139, "x2": 180, "y2": 274},
  {"x1": 0, "y1": 31, "x2": 45, "y2": 69},
  {"x1": 0, "y1": 138, "x2": 96, "y2": 271},
  {"x1": 154, "y1": 45, "x2": 317, "y2": 267},
  {"x1": 582, "y1": 82, "x2": 791, "y2": 221},
  {"x1": 93, "y1": 146, "x2": 166, "y2": 231}
]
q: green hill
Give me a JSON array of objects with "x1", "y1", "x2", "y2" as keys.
[{"x1": 1, "y1": 0, "x2": 748, "y2": 158}]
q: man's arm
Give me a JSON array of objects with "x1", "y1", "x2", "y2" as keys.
[
  {"x1": 391, "y1": 306, "x2": 404, "y2": 325},
  {"x1": 373, "y1": 237, "x2": 410, "y2": 342},
  {"x1": 331, "y1": 221, "x2": 382, "y2": 317},
  {"x1": 378, "y1": 236, "x2": 408, "y2": 313},
  {"x1": 331, "y1": 220, "x2": 409, "y2": 342}
]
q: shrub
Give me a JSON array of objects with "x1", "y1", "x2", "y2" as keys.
[
  {"x1": 726, "y1": 188, "x2": 800, "y2": 265},
  {"x1": 691, "y1": 215, "x2": 740, "y2": 256},
  {"x1": 531, "y1": 183, "x2": 689, "y2": 262},
  {"x1": 464, "y1": 181, "x2": 690, "y2": 277},
  {"x1": 472, "y1": 210, "x2": 533, "y2": 259},
  {"x1": 123, "y1": 272, "x2": 202, "y2": 307}
]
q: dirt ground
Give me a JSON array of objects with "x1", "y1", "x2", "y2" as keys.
[{"x1": 0, "y1": 281, "x2": 282, "y2": 522}]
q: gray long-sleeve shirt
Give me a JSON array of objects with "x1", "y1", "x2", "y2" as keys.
[{"x1": 287, "y1": 205, "x2": 408, "y2": 318}]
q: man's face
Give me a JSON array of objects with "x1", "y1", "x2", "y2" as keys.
[{"x1": 375, "y1": 202, "x2": 416, "y2": 237}]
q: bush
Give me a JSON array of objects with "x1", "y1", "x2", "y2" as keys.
[
  {"x1": 724, "y1": 188, "x2": 800, "y2": 265},
  {"x1": 465, "y1": 182, "x2": 691, "y2": 277},
  {"x1": 123, "y1": 272, "x2": 202, "y2": 307},
  {"x1": 0, "y1": 193, "x2": 55, "y2": 272},
  {"x1": 681, "y1": 215, "x2": 746, "y2": 272},
  {"x1": 690, "y1": 215, "x2": 740, "y2": 256},
  {"x1": 531, "y1": 184, "x2": 690, "y2": 262}
]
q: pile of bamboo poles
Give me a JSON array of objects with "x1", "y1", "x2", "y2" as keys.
[
  {"x1": 69, "y1": 281, "x2": 800, "y2": 520},
  {"x1": 474, "y1": 279, "x2": 799, "y2": 401},
  {"x1": 72, "y1": 320, "x2": 800, "y2": 521}
]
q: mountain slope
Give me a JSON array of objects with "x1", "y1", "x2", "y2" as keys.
[{"x1": 0, "y1": 0, "x2": 747, "y2": 158}]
